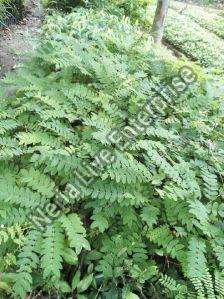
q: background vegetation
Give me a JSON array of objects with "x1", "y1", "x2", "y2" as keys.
[{"x1": 0, "y1": 0, "x2": 24, "y2": 26}]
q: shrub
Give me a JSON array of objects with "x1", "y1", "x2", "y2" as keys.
[
  {"x1": 0, "y1": 8, "x2": 224, "y2": 299},
  {"x1": 94, "y1": 0, "x2": 151, "y2": 22},
  {"x1": 0, "y1": 0, "x2": 8, "y2": 25},
  {"x1": 42, "y1": 0, "x2": 82, "y2": 11},
  {"x1": 0, "y1": 0, "x2": 24, "y2": 26},
  {"x1": 43, "y1": 0, "x2": 151, "y2": 23}
]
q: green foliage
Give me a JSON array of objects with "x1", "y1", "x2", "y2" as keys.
[
  {"x1": 43, "y1": 0, "x2": 150, "y2": 24},
  {"x1": 145, "y1": 5, "x2": 224, "y2": 71},
  {"x1": 0, "y1": 0, "x2": 9, "y2": 25},
  {"x1": 42, "y1": 0, "x2": 83, "y2": 11},
  {"x1": 60, "y1": 213, "x2": 90, "y2": 254},
  {"x1": 93, "y1": 0, "x2": 151, "y2": 23},
  {"x1": 13, "y1": 230, "x2": 41, "y2": 298},
  {"x1": 158, "y1": 274, "x2": 188, "y2": 298},
  {"x1": 190, "y1": 270, "x2": 224, "y2": 299},
  {"x1": 187, "y1": 237, "x2": 207, "y2": 279},
  {"x1": 0, "y1": 0, "x2": 24, "y2": 26},
  {"x1": 0, "y1": 7, "x2": 224, "y2": 299},
  {"x1": 171, "y1": 1, "x2": 224, "y2": 39},
  {"x1": 165, "y1": 10, "x2": 224, "y2": 70}
]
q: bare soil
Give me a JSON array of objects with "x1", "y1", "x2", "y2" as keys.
[{"x1": 0, "y1": 0, "x2": 41, "y2": 77}]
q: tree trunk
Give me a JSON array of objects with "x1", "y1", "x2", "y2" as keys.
[{"x1": 151, "y1": 0, "x2": 169, "y2": 45}]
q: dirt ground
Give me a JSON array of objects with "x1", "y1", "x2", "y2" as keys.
[{"x1": 0, "y1": 0, "x2": 41, "y2": 77}]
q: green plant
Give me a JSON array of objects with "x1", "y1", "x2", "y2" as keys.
[
  {"x1": 0, "y1": 7, "x2": 224, "y2": 299},
  {"x1": 0, "y1": 0, "x2": 11, "y2": 26},
  {"x1": 145, "y1": 5, "x2": 224, "y2": 71},
  {"x1": 42, "y1": 0, "x2": 83, "y2": 11},
  {"x1": 171, "y1": 1, "x2": 224, "y2": 39},
  {"x1": 0, "y1": 0, "x2": 24, "y2": 26},
  {"x1": 42, "y1": 0, "x2": 151, "y2": 23},
  {"x1": 96, "y1": 0, "x2": 152, "y2": 23}
]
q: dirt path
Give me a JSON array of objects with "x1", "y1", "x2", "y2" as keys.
[{"x1": 0, "y1": 0, "x2": 41, "y2": 77}]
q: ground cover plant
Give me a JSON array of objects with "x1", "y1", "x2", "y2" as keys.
[
  {"x1": 171, "y1": 1, "x2": 224, "y2": 39},
  {"x1": 42, "y1": 0, "x2": 151, "y2": 24},
  {"x1": 145, "y1": 6, "x2": 224, "y2": 71},
  {"x1": 1, "y1": 6, "x2": 224, "y2": 298},
  {"x1": 100, "y1": 2, "x2": 224, "y2": 73},
  {"x1": 42, "y1": 0, "x2": 224, "y2": 72}
]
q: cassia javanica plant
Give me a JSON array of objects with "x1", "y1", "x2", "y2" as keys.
[{"x1": 0, "y1": 8, "x2": 224, "y2": 299}]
